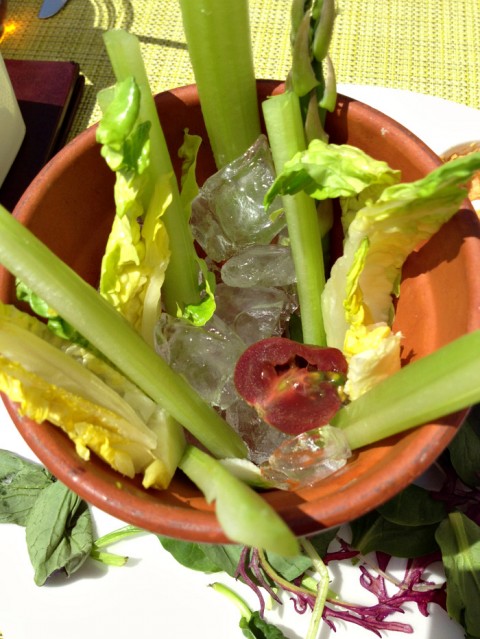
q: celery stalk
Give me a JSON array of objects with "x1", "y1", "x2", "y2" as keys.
[
  {"x1": 0, "y1": 205, "x2": 247, "y2": 460},
  {"x1": 332, "y1": 330, "x2": 480, "y2": 450},
  {"x1": 179, "y1": 445, "x2": 299, "y2": 556},
  {"x1": 102, "y1": 30, "x2": 201, "y2": 316},
  {"x1": 289, "y1": 11, "x2": 320, "y2": 97},
  {"x1": 288, "y1": 0, "x2": 337, "y2": 142},
  {"x1": 263, "y1": 91, "x2": 326, "y2": 346},
  {"x1": 301, "y1": 538, "x2": 330, "y2": 639},
  {"x1": 312, "y1": 0, "x2": 336, "y2": 62},
  {"x1": 178, "y1": 0, "x2": 261, "y2": 168}
]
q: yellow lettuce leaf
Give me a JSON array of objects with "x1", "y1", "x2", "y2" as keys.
[{"x1": 0, "y1": 303, "x2": 185, "y2": 489}]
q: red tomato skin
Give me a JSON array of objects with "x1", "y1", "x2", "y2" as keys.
[{"x1": 234, "y1": 337, "x2": 348, "y2": 435}]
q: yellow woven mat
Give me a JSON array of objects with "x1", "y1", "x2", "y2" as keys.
[{"x1": 1, "y1": 0, "x2": 479, "y2": 140}]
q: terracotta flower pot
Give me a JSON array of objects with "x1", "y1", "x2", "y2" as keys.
[{"x1": 1, "y1": 81, "x2": 479, "y2": 542}]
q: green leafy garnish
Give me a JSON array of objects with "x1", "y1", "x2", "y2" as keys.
[
  {"x1": 0, "y1": 451, "x2": 93, "y2": 586},
  {"x1": 211, "y1": 582, "x2": 289, "y2": 639},
  {"x1": 26, "y1": 480, "x2": 93, "y2": 586},
  {"x1": 0, "y1": 450, "x2": 52, "y2": 526},
  {"x1": 436, "y1": 512, "x2": 480, "y2": 637}
]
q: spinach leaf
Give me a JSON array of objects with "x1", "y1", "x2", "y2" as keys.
[
  {"x1": 25, "y1": 480, "x2": 93, "y2": 585},
  {"x1": 309, "y1": 526, "x2": 339, "y2": 557},
  {"x1": 158, "y1": 537, "x2": 221, "y2": 573},
  {"x1": 158, "y1": 536, "x2": 243, "y2": 576},
  {"x1": 435, "y1": 512, "x2": 480, "y2": 638},
  {"x1": 448, "y1": 408, "x2": 480, "y2": 488},
  {"x1": 350, "y1": 511, "x2": 439, "y2": 558},
  {"x1": 265, "y1": 550, "x2": 312, "y2": 582},
  {"x1": 378, "y1": 484, "x2": 446, "y2": 526},
  {"x1": 239, "y1": 611, "x2": 288, "y2": 638},
  {"x1": 159, "y1": 536, "x2": 313, "y2": 582},
  {"x1": 0, "y1": 450, "x2": 53, "y2": 525},
  {"x1": 202, "y1": 544, "x2": 244, "y2": 577}
]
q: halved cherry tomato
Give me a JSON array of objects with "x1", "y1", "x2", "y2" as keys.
[{"x1": 234, "y1": 337, "x2": 348, "y2": 435}]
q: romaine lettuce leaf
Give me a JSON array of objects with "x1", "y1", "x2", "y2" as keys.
[
  {"x1": 342, "y1": 324, "x2": 402, "y2": 399},
  {"x1": 264, "y1": 138, "x2": 400, "y2": 210},
  {"x1": 323, "y1": 153, "x2": 480, "y2": 345},
  {"x1": 96, "y1": 77, "x2": 171, "y2": 347},
  {"x1": 0, "y1": 303, "x2": 185, "y2": 488},
  {"x1": 177, "y1": 130, "x2": 217, "y2": 326},
  {"x1": 323, "y1": 152, "x2": 480, "y2": 398},
  {"x1": 15, "y1": 280, "x2": 95, "y2": 350}
]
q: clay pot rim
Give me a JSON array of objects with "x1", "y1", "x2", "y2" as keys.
[{"x1": 2, "y1": 80, "x2": 479, "y2": 543}]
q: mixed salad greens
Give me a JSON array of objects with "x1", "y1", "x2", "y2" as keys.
[{"x1": 0, "y1": 0, "x2": 480, "y2": 636}]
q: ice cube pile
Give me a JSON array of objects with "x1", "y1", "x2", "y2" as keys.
[
  {"x1": 189, "y1": 135, "x2": 286, "y2": 262},
  {"x1": 155, "y1": 136, "x2": 351, "y2": 485}
]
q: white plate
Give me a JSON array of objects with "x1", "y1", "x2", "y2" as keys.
[
  {"x1": 1, "y1": 86, "x2": 478, "y2": 639},
  {"x1": 338, "y1": 83, "x2": 480, "y2": 157}
]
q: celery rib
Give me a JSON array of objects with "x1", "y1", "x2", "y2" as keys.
[
  {"x1": 103, "y1": 30, "x2": 201, "y2": 316},
  {"x1": 0, "y1": 205, "x2": 247, "y2": 460},
  {"x1": 179, "y1": 445, "x2": 299, "y2": 556},
  {"x1": 333, "y1": 330, "x2": 480, "y2": 450},
  {"x1": 263, "y1": 91, "x2": 327, "y2": 346},
  {"x1": 178, "y1": 0, "x2": 261, "y2": 169}
]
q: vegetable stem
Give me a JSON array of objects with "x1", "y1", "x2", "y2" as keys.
[
  {"x1": 90, "y1": 549, "x2": 128, "y2": 567},
  {"x1": 103, "y1": 30, "x2": 201, "y2": 315},
  {"x1": 257, "y1": 548, "x2": 315, "y2": 597},
  {"x1": 90, "y1": 524, "x2": 146, "y2": 566},
  {"x1": 178, "y1": 0, "x2": 261, "y2": 169},
  {"x1": 0, "y1": 205, "x2": 247, "y2": 460},
  {"x1": 333, "y1": 330, "x2": 480, "y2": 449},
  {"x1": 263, "y1": 91, "x2": 326, "y2": 346},
  {"x1": 93, "y1": 525, "x2": 146, "y2": 549},
  {"x1": 210, "y1": 582, "x2": 253, "y2": 621},
  {"x1": 179, "y1": 445, "x2": 299, "y2": 556},
  {"x1": 301, "y1": 538, "x2": 329, "y2": 639}
]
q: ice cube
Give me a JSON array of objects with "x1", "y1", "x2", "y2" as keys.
[
  {"x1": 225, "y1": 399, "x2": 290, "y2": 465},
  {"x1": 221, "y1": 244, "x2": 296, "y2": 288},
  {"x1": 214, "y1": 283, "x2": 297, "y2": 345},
  {"x1": 190, "y1": 135, "x2": 285, "y2": 262},
  {"x1": 155, "y1": 313, "x2": 246, "y2": 410},
  {"x1": 260, "y1": 425, "x2": 352, "y2": 490}
]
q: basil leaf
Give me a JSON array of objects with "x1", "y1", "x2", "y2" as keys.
[
  {"x1": 308, "y1": 526, "x2": 339, "y2": 557},
  {"x1": 265, "y1": 550, "x2": 312, "y2": 581},
  {"x1": 158, "y1": 537, "x2": 222, "y2": 573},
  {"x1": 435, "y1": 512, "x2": 480, "y2": 638},
  {"x1": 239, "y1": 611, "x2": 288, "y2": 639},
  {"x1": 158, "y1": 537, "x2": 243, "y2": 576},
  {"x1": 0, "y1": 450, "x2": 53, "y2": 526},
  {"x1": 448, "y1": 408, "x2": 480, "y2": 488},
  {"x1": 201, "y1": 544, "x2": 244, "y2": 577},
  {"x1": 350, "y1": 511, "x2": 439, "y2": 557},
  {"x1": 25, "y1": 481, "x2": 93, "y2": 585},
  {"x1": 378, "y1": 484, "x2": 446, "y2": 526}
]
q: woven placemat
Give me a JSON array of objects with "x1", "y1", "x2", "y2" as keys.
[
  {"x1": 1, "y1": 0, "x2": 479, "y2": 139},
  {"x1": 331, "y1": 0, "x2": 480, "y2": 110}
]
